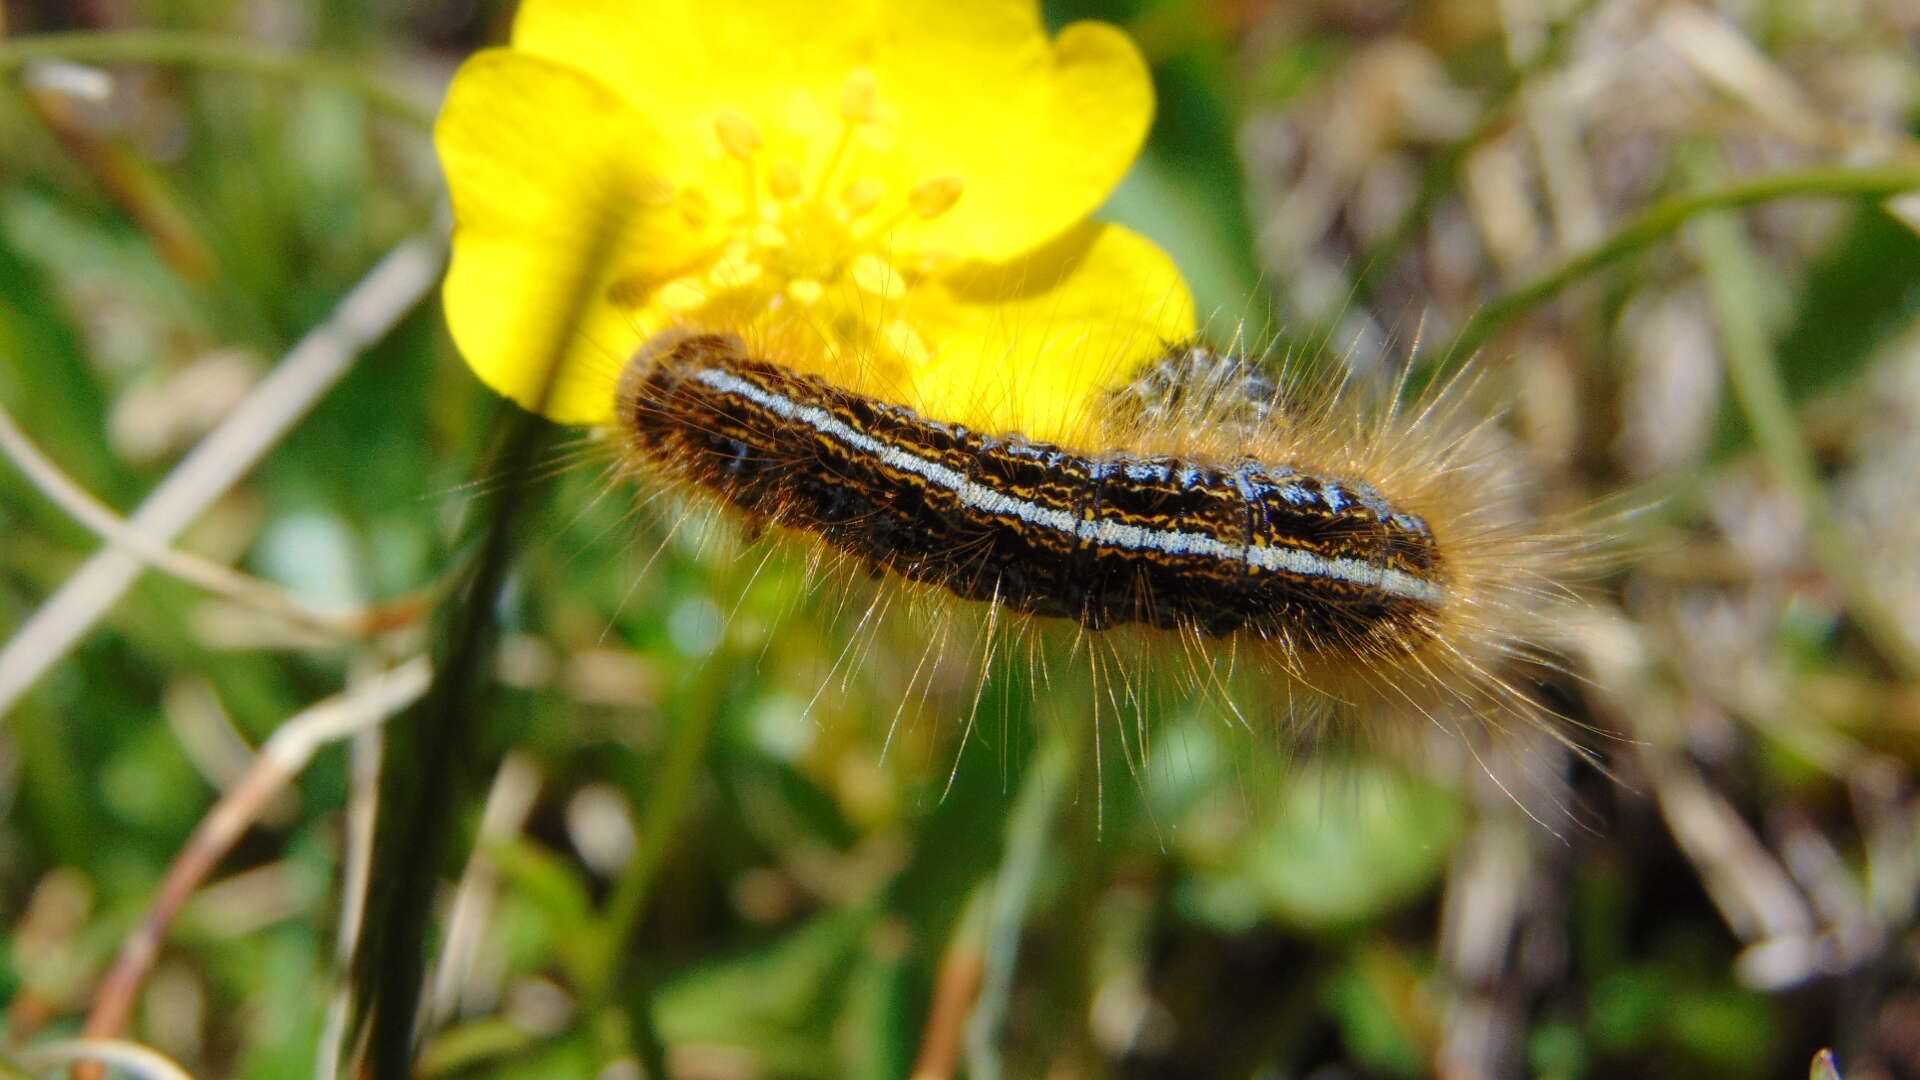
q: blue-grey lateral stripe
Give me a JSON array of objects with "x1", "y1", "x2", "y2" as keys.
[{"x1": 690, "y1": 367, "x2": 1445, "y2": 606}]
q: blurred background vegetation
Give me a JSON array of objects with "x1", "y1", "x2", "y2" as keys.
[{"x1": 2, "y1": 0, "x2": 1919, "y2": 1077}]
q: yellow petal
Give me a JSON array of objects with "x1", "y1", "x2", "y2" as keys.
[
  {"x1": 437, "y1": 50, "x2": 715, "y2": 423},
  {"x1": 874, "y1": 7, "x2": 1152, "y2": 259},
  {"x1": 510, "y1": 0, "x2": 1152, "y2": 262},
  {"x1": 512, "y1": 0, "x2": 874, "y2": 219},
  {"x1": 899, "y1": 223, "x2": 1196, "y2": 444},
  {"x1": 514, "y1": 0, "x2": 876, "y2": 113}
]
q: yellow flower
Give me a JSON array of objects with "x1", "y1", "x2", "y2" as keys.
[{"x1": 436, "y1": 0, "x2": 1195, "y2": 442}]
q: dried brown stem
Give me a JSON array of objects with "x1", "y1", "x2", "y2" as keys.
[
  {"x1": 910, "y1": 938, "x2": 986, "y2": 1080},
  {"x1": 318, "y1": 726, "x2": 384, "y2": 1080},
  {"x1": 427, "y1": 753, "x2": 542, "y2": 1025},
  {"x1": 0, "y1": 233, "x2": 443, "y2": 719},
  {"x1": 0, "y1": 401, "x2": 358, "y2": 640},
  {"x1": 76, "y1": 660, "x2": 428, "y2": 1077}
]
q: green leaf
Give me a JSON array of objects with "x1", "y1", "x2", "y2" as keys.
[
  {"x1": 1775, "y1": 205, "x2": 1920, "y2": 400},
  {"x1": 654, "y1": 906, "x2": 875, "y2": 1079},
  {"x1": 1321, "y1": 955, "x2": 1425, "y2": 1077},
  {"x1": 1236, "y1": 760, "x2": 1465, "y2": 932},
  {"x1": 490, "y1": 836, "x2": 600, "y2": 984}
]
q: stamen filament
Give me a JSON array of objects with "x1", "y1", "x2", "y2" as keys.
[{"x1": 812, "y1": 120, "x2": 859, "y2": 202}]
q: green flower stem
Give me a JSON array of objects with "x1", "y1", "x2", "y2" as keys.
[
  {"x1": 581, "y1": 651, "x2": 731, "y2": 1077},
  {"x1": 963, "y1": 714, "x2": 1081, "y2": 1080},
  {"x1": 0, "y1": 30, "x2": 435, "y2": 130},
  {"x1": 1437, "y1": 167, "x2": 1920, "y2": 370},
  {"x1": 594, "y1": 675, "x2": 723, "y2": 978},
  {"x1": 1690, "y1": 158, "x2": 1920, "y2": 681}
]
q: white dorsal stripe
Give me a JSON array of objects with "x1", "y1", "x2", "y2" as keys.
[{"x1": 688, "y1": 366, "x2": 1445, "y2": 606}]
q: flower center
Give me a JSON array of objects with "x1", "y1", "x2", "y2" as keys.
[{"x1": 613, "y1": 70, "x2": 965, "y2": 368}]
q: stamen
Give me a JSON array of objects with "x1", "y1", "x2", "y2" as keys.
[
  {"x1": 751, "y1": 222, "x2": 788, "y2": 248},
  {"x1": 768, "y1": 159, "x2": 804, "y2": 201},
  {"x1": 850, "y1": 254, "x2": 906, "y2": 300},
  {"x1": 814, "y1": 69, "x2": 880, "y2": 199},
  {"x1": 842, "y1": 177, "x2": 887, "y2": 218},
  {"x1": 787, "y1": 279, "x2": 825, "y2": 306},
  {"x1": 909, "y1": 175, "x2": 964, "y2": 219},
  {"x1": 813, "y1": 122, "x2": 857, "y2": 200},
  {"x1": 709, "y1": 252, "x2": 764, "y2": 290},
  {"x1": 714, "y1": 109, "x2": 764, "y2": 160},
  {"x1": 714, "y1": 110, "x2": 767, "y2": 219},
  {"x1": 840, "y1": 68, "x2": 878, "y2": 126},
  {"x1": 883, "y1": 319, "x2": 932, "y2": 366},
  {"x1": 855, "y1": 202, "x2": 921, "y2": 247},
  {"x1": 657, "y1": 277, "x2": 710, "y2": 312}
]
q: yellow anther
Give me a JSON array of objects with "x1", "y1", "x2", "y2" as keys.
[
  {"x1": 714, "y1": 108, "x2": 764, "y2": 160},
  {"x1": 840, "y1": 68, "x2": 878, "y2": 125},
  {"x1": 850, "y1": 254, "x2": 906, "y2": 300},
  {"x1": 708, "y1": 252, "x2": 764, "y2": 289},
  {"x1": 751, "y1": 222, "x2": 788, "y2": 248},
  {"x1": 657, "y1": 277, "x2": 709, "y2": 312},
  {"x1": 843, "y1": 177, "x2": 887, "y2": 217},
  {"x1": 768, "y1": 159, "x2": 805, "y2": 200},
  {"x1": 884, "y1": 319, "x2": 933, "y2": 366},
  {"x1": 787, "y1": 279, "x2": 825, "y2": 306},
  {"x1": 909, "y1": 175, "x2": 964, "y2": 219}
]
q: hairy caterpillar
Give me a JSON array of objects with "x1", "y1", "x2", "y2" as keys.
[{"x1": 603, "y1": 324, "x2": 1592, "y2": 747}]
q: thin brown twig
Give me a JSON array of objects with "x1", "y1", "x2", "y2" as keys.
[
  {"x1": 911, "y1": 884, "x2": 994, "y2": 1080},
  {"x1": 0, "y1": 401, "x2": 360, "y2": 640},
  {"x1": 318, "y1": 724, "x2": 384, "y2": 1080},
  {"x1": 427, "y1": 753, "x2": 541, "y2": 1025},
  {"x1": 19, "y1": 65, "x2": 218, "y2": 281},
  {"x1": 0, "y1": 232, "x2": 445, "y2": 719},
  {"x1": 911, "y1": 929, "x2": 987, "y2": 1080},
  {"x1": 76, "y1": 659, "x2": 429, "y2": 1076},
  {"x1": 23, "y1": 1039, "x2": 201, "y2": 1080},
  {"x1": 1436, "y1": 808, "x2": 1537, "y2": 1079},
  {"x1": 1645, "y1": 748, "x2": 1814, "y2": 945}
]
